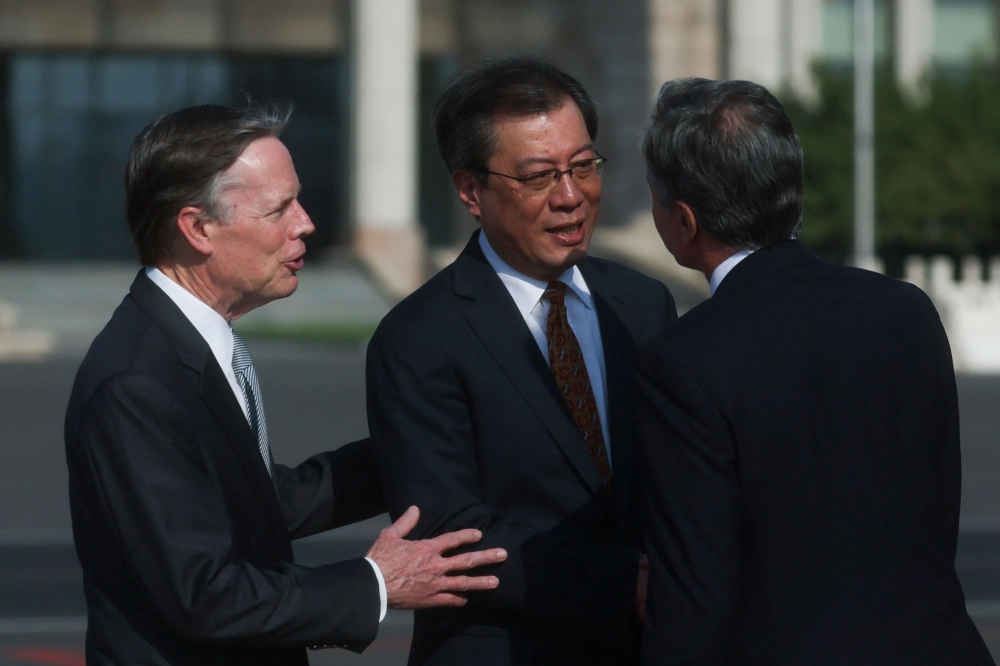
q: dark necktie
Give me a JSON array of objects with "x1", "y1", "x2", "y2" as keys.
[
  {"x1": 231, "y1": 332, "x2": 273, "y2": 477},
  {"x1": 543, "y1": 281, "x2": 612, "y2": 491}
]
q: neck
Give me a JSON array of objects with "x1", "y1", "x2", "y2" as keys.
[
  {"x1": 690, "y1": 247, "x2": 737, "y2": 283},
  {"x1": 155, "y1": 262, "x2": 242, "y2": 322}
]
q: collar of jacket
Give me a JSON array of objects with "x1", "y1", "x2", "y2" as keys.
[{"x1": 713, "y1": 239, "x2": 822, "y2": 299}]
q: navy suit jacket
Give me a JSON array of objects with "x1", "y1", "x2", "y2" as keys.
[
  {"x1": 367, "y1": 230, "x2": 677, "y2": 665},
  {"x1": 65, "y1": 271, "x2": 385, "y2": 665},
  {"x1": 636, "y1": 241, "x2": 993, "y2": 665}
]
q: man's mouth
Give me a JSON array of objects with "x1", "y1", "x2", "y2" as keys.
[
  {"x1": 546, "y1": 221, "x2": 586, "y2": 244},
  {"x1": 548, "y1": 223, "x2": 582, "y2": 236}
]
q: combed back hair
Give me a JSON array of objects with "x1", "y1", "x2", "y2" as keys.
[
  {"x1": 433, "y1": 56, "x2": 598, "y2": 180},
  {"x1": 642, "y1": 78, "x2": 804, "y2": 250},
  {"x1": 125, "y1": 103, "x2": 291, "y2": 266}
]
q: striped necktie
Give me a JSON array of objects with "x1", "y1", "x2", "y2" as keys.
[{"x1": 231, "y1": 332, "x2": 273, "y2": 476}]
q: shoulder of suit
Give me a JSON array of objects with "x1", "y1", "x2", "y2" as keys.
[
  {"x1": 372, "y1": 264, "x2": 459, "y2": 340},
  {"x1": 583, "y1": 255, "x2": 671, "y2": 296},
  {"x1": 78, "y1": 294, "x2": 180, "y2": 384},
  {"x1": 68, "y1": 298, "x2": 186, "y2": 430}
]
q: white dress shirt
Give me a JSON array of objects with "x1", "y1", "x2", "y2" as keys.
[
  {"x1": 709, "y1": 249, "x2": 754, "y2": 296},
  {"x1": 145, "y1": 268, "x2": 387, "y2": 622},
  {"x1": 478, "y1": 232, "x2": 613, "y2": 467}
]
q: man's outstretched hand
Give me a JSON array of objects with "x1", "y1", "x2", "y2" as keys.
[{"x1": 366, "y1": 506, "x2": 507, "y2": 609}]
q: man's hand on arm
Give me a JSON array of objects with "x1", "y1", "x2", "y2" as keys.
[{"x1": 366, "y1": 506, "x2": 508, "y2": 609}]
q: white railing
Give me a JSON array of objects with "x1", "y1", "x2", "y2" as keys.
[{"x1": 904, "y1": 256, "x2": 1000, "y2": 373}]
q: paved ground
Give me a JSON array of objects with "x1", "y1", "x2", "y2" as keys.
[{"x1": 0, "y1": 343, "x2": 998, "y2": 664}]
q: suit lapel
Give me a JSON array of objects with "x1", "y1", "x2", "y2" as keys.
[
  {"x1": 454, "y1": 233, "x2": 604, "y2": 495},
  {"x1": 580, "y1": 261, "x2": 636, "y2": 512},
  {"x1": 198, "y1": 358, "x2": 288, "y2": 539},
  {"x1": 129, "y1": 271, "x2": 288, "y2": 540}
]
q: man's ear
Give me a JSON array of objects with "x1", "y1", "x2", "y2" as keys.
[
  {"x1": 452, "y1": 171, "x2": 484, "y2": 219},
  {"x1": 174, "y1": 206, "x2": 215, "y2": 258},
  {"x1": 672, "y1": 201, "x2": 699, "y2": 244}
]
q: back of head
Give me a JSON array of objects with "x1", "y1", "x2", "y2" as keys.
[
  {"x1": 433, "y1": 56, "x2": 598, "y2": 177},
  {"x1": 643, "y1": 78, "x2": 803, "y2": 250},
  {"x1": 125, "y1": 103, "x2": 290, "y2": 266}
]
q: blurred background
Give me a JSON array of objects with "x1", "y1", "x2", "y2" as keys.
[{"x1": 0, "y1": 0, "x2": 998, "y2": 664}]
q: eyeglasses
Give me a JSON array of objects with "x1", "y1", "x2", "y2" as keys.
[{"x1": 482, "y1": 153, "x2": 607, "y2": 195}]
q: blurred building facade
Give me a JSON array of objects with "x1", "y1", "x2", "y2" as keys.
[{"x1": 0, "y1": 0, "x2": 996, "y2": 294}]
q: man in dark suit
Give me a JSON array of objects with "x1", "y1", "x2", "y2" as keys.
[
  {"x1": 367, "y1": 57, "x2": 677, "y2": 665},
  {"x1": 634, "y1": 78, "x2": 993, "y2": 664},
  {"x1": 64, "y1": 104, "x2": 506, "y2": 666}
]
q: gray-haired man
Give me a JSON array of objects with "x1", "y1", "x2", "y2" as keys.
[{"x1": 65, "y1": 104, "x2": 506, "y2": 666}]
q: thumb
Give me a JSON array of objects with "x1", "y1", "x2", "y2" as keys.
[{"x1": 389, "y1": 506, "x2": 420, "y2": 539}]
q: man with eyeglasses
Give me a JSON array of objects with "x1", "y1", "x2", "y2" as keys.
[{"x1": 366, "y1": 57, "x2": 677, "y2": 665}]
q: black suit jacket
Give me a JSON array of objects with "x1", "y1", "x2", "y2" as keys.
[
  {"x1": 64, "y1": 271, "x2": 385, "y2": 666},
  {"x1": 367, "y1": 230, "x2": 677, "y2": 665},
  {"x1": 635, "y1": 240, "x2": 993, "y2": 665}
]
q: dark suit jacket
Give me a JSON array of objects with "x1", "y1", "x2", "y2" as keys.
[
  {"x1": 64, "y1": 271, "x2": 385, "y2": 666},
  {"x1": 635, "y1": 240, "x2": 993, "y2": 665},
  {"x1": 367, "y1": 230, "x2": 677, "y2": 665}
]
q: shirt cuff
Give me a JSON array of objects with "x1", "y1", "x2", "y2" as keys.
[{"x1": 364, "y1": 557, "x2": 387, "y2": 622}]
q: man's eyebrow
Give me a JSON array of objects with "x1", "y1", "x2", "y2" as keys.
[
  {"x1": 513, "y1": 144, "x2": 595, "y2": 170},
  {"x1": 272, "y1": 186, "x2": 302, "y2": 212}
]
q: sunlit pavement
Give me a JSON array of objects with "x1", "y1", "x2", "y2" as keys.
[{"x1": 1, "y1": 345, "x2": 998, "y2": 663}]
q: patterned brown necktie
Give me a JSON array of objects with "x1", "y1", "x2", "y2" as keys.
[{"x1": 543, "y1": 281, "x2": 613, "y2": 491}]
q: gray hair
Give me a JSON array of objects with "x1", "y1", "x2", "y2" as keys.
[
  {"x1": 125, "y1": 103, "x2": 292, "y2": 265},
  {"x1": 643, "y1": 78, "x2": 804, "y2": 250}
]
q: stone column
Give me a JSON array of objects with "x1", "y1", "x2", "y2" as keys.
[
  {"x1": 352, "y1": 0, "x2": 425, "y2": 299},
  {"x1": 648, "y1": 0, "x2": 721, "y2": 98},
  {"x1": 728, "y1": 0, "x2": 783, "y2": 89},
  {"x1": 788, "y1": 0, "x2": 822, "y2": 102},
  {"x1": 727, "y1": 0, "x2": 822, "y2": 100},
  {"x1": 895, "y1": 0, "x2": 934, "y2": 97}
]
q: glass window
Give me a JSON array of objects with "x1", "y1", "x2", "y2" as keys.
[
  {"x1": 934, "y1": 0, "x2": 997, "y2": 65},
  {"x1": 3, "y1": 53, "x2": 348, "y2": 260},
  {"x1": 820, "y1": 0, "x2": 892, "y2": 63}
]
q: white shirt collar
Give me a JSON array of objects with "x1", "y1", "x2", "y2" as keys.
[
  {"x1": 145, "y1": 267, "x2": 235, "y2": 370},
  {"x1": 710, "y1": 249, "x2": 754, "y2": 296},
  {"x1": 478, "y1": 230, "x2": 593, "y2": 318}
]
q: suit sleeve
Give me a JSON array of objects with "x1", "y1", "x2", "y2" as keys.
[
  {"x1": 634, "y1": 349, "x2": 741, "y2": 664},
  {"x1": 926, "y1": 293, "x2": 962, "y2": 562},
  {"x1": 273, "y1": 437, "x2": 386, "y2": 540},
  {"x1": 72, "y1": 372, "x2": 380, "y2": 651},
  {"x1": 367, "y1": 326, "x2": 639, "y2": 646}
]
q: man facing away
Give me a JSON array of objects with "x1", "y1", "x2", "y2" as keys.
[
  {"x1": 64, "y1": 104, "x2": 506, "y2": 666},
  {"x1": 367, "y1": 57, "x2": 677, "y2": 665},
  {"x1": 635, "y1": 78, "x2": 993, "y2": 664}
]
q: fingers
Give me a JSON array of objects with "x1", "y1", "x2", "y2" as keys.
[
  {"x1": 428, "y1": 593, "x2": 469, "y2": 608},
  {"x1": 638, "y1": 554, "x2": 649, "y2": 569},
  {"x1": 437, "y1": 574, "x2": 500, "y2": 593},
  {"x1": 429, "y1": 528, "x2": 483, "y2": 553},
  {"x1": 386, "y1": 506, "x2": 420, "y2": 539},
  {"x1": 440, "y1": 548, "x2": 507, "y2": 573},
  {"x1": 389, "y1": 593, "x2": 469, "y2": 611}
]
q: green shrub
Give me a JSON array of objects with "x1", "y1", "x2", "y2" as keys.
[{"x1": 783, "y1": 64, "x2": 1000, "y2": 272}]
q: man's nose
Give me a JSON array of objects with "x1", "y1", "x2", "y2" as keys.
[
  {"x1": 290, "y1": 200, "x2": 315, "y2": 238},
  {"x1": 548, "y1": 171, "x2": 586, "y2": 209}
]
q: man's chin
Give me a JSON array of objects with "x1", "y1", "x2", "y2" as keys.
[{"x1": 269, "y1": 275, "x2": 300, "y2": 301}]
